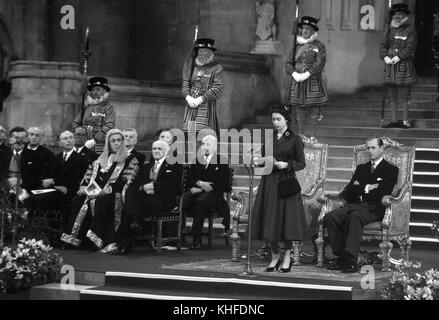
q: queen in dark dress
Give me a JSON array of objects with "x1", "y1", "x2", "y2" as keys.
[{"x1": 251, "y1": 105, "x2": 309, "y2": 273}]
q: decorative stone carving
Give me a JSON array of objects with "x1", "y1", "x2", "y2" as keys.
[{"x1": 251, "y1": 0, "x2": 282, "y2": 56}]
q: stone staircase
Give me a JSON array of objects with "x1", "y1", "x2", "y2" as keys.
[
  {"x1": 135, "y1": 78, "x2": 439, "y2": 249},
  {"x1": 238, "y1": 78, "x2": 439, "y2": 249}
]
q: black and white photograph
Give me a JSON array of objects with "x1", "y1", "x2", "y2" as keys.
[{"x1": 0, "y1": 0, "x2": 439, "y2": 305}]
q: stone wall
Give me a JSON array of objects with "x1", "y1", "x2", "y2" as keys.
[{"x1": 1, "y1": 61, "x2": 82, "y2": 145}]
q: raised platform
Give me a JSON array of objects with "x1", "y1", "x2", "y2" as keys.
[{"x1": 29, "y1": 237, "x2": 439, "y2": 301}]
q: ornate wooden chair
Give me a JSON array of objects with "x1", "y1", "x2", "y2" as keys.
[
  {"x1": 136, "y1": 165, "x2": 186, "y2": 253},
  {"x1": 182, "y1": 167, "x2": 234, "y2": 248},
  {"x1": 230, "y1": 135, "x2": 328, "y2": 263},
  {"x1": 316, "y1": 137, "x2": 415, "y2": 271}
]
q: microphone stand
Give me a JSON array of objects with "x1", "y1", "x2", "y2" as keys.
[
  {"x1": 11, "y1": 152, "x2": 21, "y2": 247},
  {"x1": 238, "y1": 152, "x2": 257, "y2": 278}
]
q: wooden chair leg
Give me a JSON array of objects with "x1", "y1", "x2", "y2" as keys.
[
  {"x1": 177, "y1": 219, "x2": 182, "y2": 251},
  {"x1": 157, "y1": 220, "x2": 163, "y2": 253},
  {"x1": 316, "y1": 226, "x2": 325, "y2": 267},
  {"x1": 379, "y1": 240, "x2": 393, "y2": 272},
  {"x1": 208, "y1": 216, "x2": 213, "y2": 248}
]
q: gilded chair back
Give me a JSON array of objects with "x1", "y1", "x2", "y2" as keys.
[
  {"x1": 297, "y1": 135, "x2": 328, "y2": 233},
  {"x1": 352, "y1": 137, "x2": 415, "y2": 237}
]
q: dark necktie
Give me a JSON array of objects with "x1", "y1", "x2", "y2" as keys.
[
  {"x1": 371, "y1": 161, "x2": 376, "y2": 174},
  {"x1": 204, "y1": 155, "x2": 209, "y2": 169},
  {"x1": 153, "y1": 160, "x2": 159, "y2": 172}
]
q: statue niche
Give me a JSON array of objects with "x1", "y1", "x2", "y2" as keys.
[{"x1": 251, "y1": 0, "x2": 282, "y2": 56}]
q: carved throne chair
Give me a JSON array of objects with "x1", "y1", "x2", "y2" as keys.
[
  {"x1": 316, "y1": 137, "x2": 415, "y2": 271},
  {"x1": 230, "y1": 135, "x2": 328, "y2": 263}
]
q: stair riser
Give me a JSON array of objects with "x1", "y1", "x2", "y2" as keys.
[
  {"x1": 319, "y1": 137, "x2": 439, "y2": 148},
  {"x1": 412, "y1": 199, "x2": 439, "y2": 211},
  {"x1": 327, "y1": 158, "x2": 353, "y2": 168},
  {"x1": 101, "y1": 277, "x2": 353, "y2": 300},
  {"x1": 253, "y1": 118, "x2": 439, "y2": 129},
  {"x1": 410, "y1": 225, "x2": 436, "y2": 237},
  {"x1": 414, "y1": 163, "x2": 439, "y2": 172},
  {"x1": 410, "y1": 212, "x2": 439, "y2": 223},
  {"x1": 413, "y1": 186, "x2": 439, "y2": 198},
  {"x1": 414, "y1": 175, "x2": 439, "y2": 184}
]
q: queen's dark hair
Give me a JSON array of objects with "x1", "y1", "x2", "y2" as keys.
[{"x1": 271, "y1": 104, "x2": 292, "y2": 126}]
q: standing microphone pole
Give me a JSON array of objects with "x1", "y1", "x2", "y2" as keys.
[
  {"x1": 238, "y1": 149, "x2": 257, "y2": 278},
  {"x1": 11, "y1": 153, "x2": 21, "y2": 247}
]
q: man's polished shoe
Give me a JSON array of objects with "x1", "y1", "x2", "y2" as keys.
[
  {"x1": 343, "y1": 263, "x2": 358, "y2": 273},
  {"x1": 327, "y1": 257, "x2": 344, "y2": 271}
]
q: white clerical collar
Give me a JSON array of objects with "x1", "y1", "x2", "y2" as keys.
[{"x1": 27, "y1": 145, "x2": 39, "y2": 151}]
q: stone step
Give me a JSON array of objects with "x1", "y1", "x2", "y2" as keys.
[
  {"x1": 326, "y1": 168, "x2": 352, "y2": 181},
  {"x1": 414, "y1": 162, "x2": 439, "y2": 172},
  {"x1": 30, "y1": 283, "x2": 95, "y2": 300},
  {"x1": 416, "y1": 149, "x2": 439, "y2": 161},
  {"x1": 409, "y1": 222, "x2": 436, "y2": 239},
  {"x1": 358, "y1": 91, "x2": 438, "y2": 101},
  {"x1": 317, "y1": 136, "x2": 439, "y2": 149},
  {"x1": 327, "y1": 157, "x2": 352, "y2": 168},
  {"x1": 79, "y1": 272, "x2": 354, "y2": 300},
  {"x1": 413, "y1": 173, "x2": 439, "y2": 185},
  {"x1": 253, "y1": 117, "x2": 439, "y2": 129},
  {"x1": 412, "y1": 198, "x2": 439, "y2": 211},
  {"x1": 410, "y1": 209, "x2": 439, "y2": 223}
]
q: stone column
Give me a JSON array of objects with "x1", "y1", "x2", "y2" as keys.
[{"x1": 1, "y1": 61, "x2": 83, "y2": 146}]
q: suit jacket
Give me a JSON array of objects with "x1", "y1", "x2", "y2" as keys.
[
  {"x1": 77, "y1": 146, "x2": 99, "y2": 165},
  {"x1": 51, "y1": 151, "x2": 88, "y2": 200},
  {"x1": 0, "y1": 143, "x2": 12, "y2": 181},
  {"x1": 133, "y1": 158, "x2": 182, "y2": 209},
  {"x1": 187, "y1": 153, "x2": 230, "y2": 217},
  {"x1": 341, "y1": 159, "x2": 399, "y2": 216},
  {"x1": 8, "y1": 146, "x2": 53, "y2": 191}
]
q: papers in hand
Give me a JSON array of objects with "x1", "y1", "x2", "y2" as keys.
[
  {"x1": 31, "y1": 189, "x2": 57, "y2": 195},
  {"x1": 85, "y1": 179, "x2": 102, "y2": 197}
]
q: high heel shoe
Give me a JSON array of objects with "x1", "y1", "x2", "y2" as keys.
[
  {"x1": 264, "y1": 260, "x2": 281, "y2": 272},
  {"x1": 279, "y1": 260, "x2": 292, "y2": 273}
]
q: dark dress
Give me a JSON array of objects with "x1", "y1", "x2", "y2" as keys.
[{"x1": 251, "y1": 130, "x2": 309, "y2": 242}]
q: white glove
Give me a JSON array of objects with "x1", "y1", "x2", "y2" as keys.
[
  {"x1": 384, "y1": 56, "x2": 392, "y2": 65},
  {"x1": 185, "y1": 95, "x2": 197, "y2": 109},
  {"x1": 292, "y1": 72, "x2": 301, "y2": 82},
  {"x1": 301, "y1": 71, "x2": 311, "y2": 81},
  {"x1": 85, "y1": 139, "x2": 96, "y2": 149},
  {"x1": 391, "y1": 56, "x2": 401, "y2": 64},
  {"x1": 193, "y1": 96, "x2": 204, "y2": 107}
]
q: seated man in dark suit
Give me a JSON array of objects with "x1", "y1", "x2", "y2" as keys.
[
  {"x1": 324, "y1": 137, "x2": 399, "y2": 273},
  {"x1": 6, "y1": 127, "x2": 47, "y2": 201},
  {"x1": 24, "y1": 130, "x2": 88, "y2": 212},
  {"x1": 115, "y1": 140, "x2": 182, "y2": 254},
  {"x1": 183, "y1": 134, "x2": 230, "y2": 249},
  {"x1": 73, "y1": 127, "x2": 99, "y2": 164},
  {"x1": 25, "y1": 126, "x2": 54, "y2": 184},
  {"x1": 124, "y1": 128, "x2": 145, "y2": 169}
]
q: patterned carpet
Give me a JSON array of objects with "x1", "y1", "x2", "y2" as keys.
[{"x1": 162, "y1": 258, "x2": 392, "y2": 283}]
